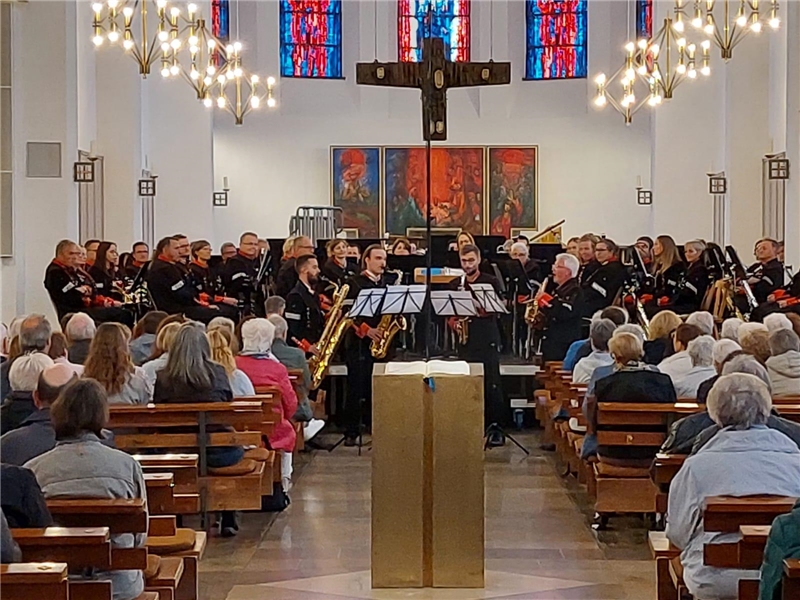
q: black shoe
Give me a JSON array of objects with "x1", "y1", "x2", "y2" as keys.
[
  {"x1": 539, "y1": 442, "x2": 556, "y2": 452},
  {"x1": 487, "y1": 430, "x2": 506, "y2": 448},
  {"x1": 344, "y1": 436, "x2": 358, "y2": 447},
  {"x1": 219, "y1": 511, "x2": 238, "y2": 537},
  {"x1": 305, "y1": 439, "x2": 335, "y2": 451}
]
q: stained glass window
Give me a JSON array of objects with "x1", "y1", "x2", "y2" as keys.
[
  {"x1": 636, "y1": 0, "x2": 653, "y2": 40},
  {"x1": 280, "y1": 0, "x2": 343, "y2": 78},
  {"x1": 211, "y1": 0, "x2": 229, "y2": 42},
  {"x1": 398, "y1": 0, "x2": 470, "y2": 63},
  {"x1": 525, "y1": 0, "x2": 587, "y2": 80}
]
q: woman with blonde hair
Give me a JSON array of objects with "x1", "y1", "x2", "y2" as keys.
[
  {"x1": 644, "y1": 235, "x2": 685, "y2": 315},
  {"x1": 644, "y1": 310, "x2": 683, "y2": 364},
  {"x1": 207, "y1": 329, "x2": 254, "y2": 397},
  {"x1": 141, "y1": 321, "x2": 182, "y2": 387},
  {"x1": 83, "y1": 323, "x2": 151, "y2": 405},
  {"x1": 321, "y1": 238, "x2": 356, "y2": 289},
  {"x1": 668, "y1": 240, "x2": 710, "y2": 315}
]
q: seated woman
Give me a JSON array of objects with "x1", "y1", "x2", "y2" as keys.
[
  {"x1": 235, "y1": 319, "x2": 298, "y2": 493},
  {"x1": 592, "y1": 332, "x2": 676, "y2": 467},
  {"x1": 129, "y1": 311, "x2": 167, "y2": 366},
  {"x1": 153, "y1": 323, "x2": 243, "y2": 536},
  {"x1": 739, "y1": 322, "x2": 771, "y2": 364},
  {"x1": 25, "y1": 379, "x2": 148, "y2": 600},
  {"x1": 765, "y1": 328, "x2": 800, "y2": 396},
  {"x1": 673, "y1": 336, "x2": 717, "y2": 399},
  {"x1": 141, "y1": 321, "x2": 182, "y2": 387},
  {"x1": 695, "y1": 339, "x2": 742, "y2": 404},
  {"x1": 3, "y1": 353, "x2": 54, "y2": 434},
  {"x1": 83, "y1": 323, "x2": 151, "y2": 405},
  {"x1": 207, "y1": 329, "x2": 255, "y2": 397},
  {"x1": 645, "y1": 310, "x2": 683, "y2": 365},
  {"x1": 572, "y1": 318, "x2": 616, "y2": 384},
  {"x1": 666, "y1": 373, "x2": 800, "y2": 600}
]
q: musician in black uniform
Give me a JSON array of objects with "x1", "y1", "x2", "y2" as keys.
[
  {"x1": 745, "y1": 238, "x2": 784, "y2": 303},
  {"x1": 173, "y1": 234, "x2": 191, "y2": 273},
  {"x1": 342, "y1": 244, "x2": 387, "y2": 446},
  {"x1": 581, "y1": 238, "x2": 626, "y2": 317},
  {"x1": 320, "y1": 239, "x2": 357, "y2": 292},
  {"x1": 123, "y1": 242, "x2": 150, "y2": 281},
  {"x1": 643, "y1": 235, "x2": 685, "y2": 316},
  {"x1": 44, "y1": 240, "x2": 133, "y2": 326},
  {"x1": 506, "y1": 241, "x2": 541, "y2": 355},
  {"x1": 667, "y1": 240, "x2": 710, "y2": 315},
  {"x1": 448, "y1": 244, "x2": 507, "y2": 446},
  {"x1": 275, "y1": 236, "x2": 315, "y2": 298},
  {"x1": 577, "y1": 233, "x2": 600, "y2": 285},
  {"x1": 222, "y1": 232, "x2": 265, "y2": 317},
  {"x1": 538, "y1": 253, "x2": 587, "y2": 362},
  {"x1": 88, "y1": 242, "x2": 125, "y2": 302},
  {"x1": 146, "y1": 237, "x2": 236, "y2": 324},
  {"x1": 188, "y1": 240, "x2": 240, "y2": 313},
  {"x1": 285, "y1": 254, "x2": 325, "y2": 352}
]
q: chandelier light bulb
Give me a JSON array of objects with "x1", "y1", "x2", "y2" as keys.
[
  {"x1": 251, "y1": 96, "x2": 260, "y2": 108},
  {"x1": 208, "y1": 39, "x2": 216, "y2": 49},
  {"x1": 593, "y1": 94, "x2": 607, "y2": 107},
  {"x1": 637, "y1": 64, "x2": 648, "y2": 75},
  {"x1": 688, "y1": 68, "x2": 697, "y2": 78},
  {"x1": 93, "y1": 34, "x2": 104, "y2": 46},
  {"x1": 770, "y1": 16, "x2": 780, "y2": 29},
  {"x1": 736, "y1": 14, "x2": 747, "y2": 26},
  {"x1": 107, "y1": 0, "x2": 118, "y2": 9},
  {"x1": 170, "y1": 7, "x2": 180, "y2": 17},
  {"x1": 674, "y1": 19, "x2": 685, "y2": 32},
  {"x1": 217, "y1": 96, "x2": 226, "y2": 108},
  {"x1": 625, "y1": 67, "x2": 635, "y2": 81},
  {"x1": 204, "y1": 75, "x2": 213, "y2": 85},
  {"x1": 157, "y1": 0, "x2": 166, "y2": 8},
  {"x1": 251, "y1": 74, "x2": 260, "y2": 84},
  {"x1": 190, "y1": 45, "x2": 198, "y2": 54},
  {"x1": 92, "y1": 3, "x2": 103, "y2": 13},
  {"x1": 701, "y1": 40, "x2": 711, "y2": 51},
  {"x1": 207, "y1": 65, "x2": 216, "y2": 75},
  {"x1": 123, "y1": 6, "x2": 133, "y2": 17},
  {"x1": 226, "y1": 44, "x2": 234, "y2": 54},
  {"x1": 688, "y1": 43, "x2": 697, "y2": 53},
  {"x1": 625, "y1": 41, "x2": 635, "y2": 53},
  {"x1": 107, "y1": 30, "x2": 119, "y2": 42},
  {"x1": 267, "y1": 76, "x2": 276, "y2": 86},
  {"x1": 170, "y1": 64, "x2": 179, "y2": 76},
  {"x1": 692, "y1": 16, "x2": 702, "y2": 28},
  {"x1": 189, "y1": 35, "x2": 198, "y2": 46},
  {"x1": 637, "y1": 39, "x2": 648, "y2": 50},
  {"x1": 677, "y1": 37, "x2": 687, "y2": 48},
  {"x1": 233, "y1": 41, "x2": 242, "y2": 52},
  {"x1": 701, "y1": 65, "x2": 711, "y2": 76},
  {"x1": 161, "y1": 42, "x2": 170, "y2": 52},
  {"x1": 648, "y1": 95, "x2": 658, "y2": 107},
  {"x1": 677, "y1": 63, "x2": 687, "y2": 74},
  {"x1": 234, "y1": 67, "x2": 243, "y2": 78},
  {"x1": 751, "y1": 20, "x2": 762, "y2": 32},
  {"x1": 594, "y1": 73, "x2": 606, "y2": 86},
  {"x1": 190, "y1": 68, "x2": 199, "y2": 80},
  {"x1": 203, "y1": 96, "x2": 213, "y2": 108},
  {"x1": 170, "y1": 38, "x2": 181, "y2": 50},
  {"x1": 161, "y1": 66, "x2": 170, "y2": 77},
  {"x1": 649, "y1": 43, "x2": 660, "y2": 57},
  {"x1": 123, "y1": 39, "x2": 133, "y2": 50},
  {"x1": 188, "y1": 3, "x2": 197, "y2": 13},
  {"x1": 218, "y1": 74, "x2": 227, "y2": 84},
  {"x1": 158, "y1": 30, "x2": 169, "y2": 42},
  {"x1": 267, "y1": 96, "x2": 277, "y2": 108}
]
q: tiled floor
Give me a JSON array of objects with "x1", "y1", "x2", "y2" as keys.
[{"x1": 198, "y1": 432, "x2": 656, "y2": 599}]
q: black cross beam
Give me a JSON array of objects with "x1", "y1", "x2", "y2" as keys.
[{"x1": 356, "y1": 37, "x2": 511, "y2": 141}]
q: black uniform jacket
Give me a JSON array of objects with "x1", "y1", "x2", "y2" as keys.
[
  {"x1": 275, "y1": 258, "x2": 298, "y2": 299},
  {"x1": 44, "y1": 260, "x2": 90, "y2": 319},
  {"x1": 540, "y1": 277, "x2": 587, "y2": 362},
  {"x1": 652, "y1": 262, "x2": 685, "y2": 299},
  {"x1": 285, "y1": 281, "x2": 325, "y2": 346},
  {"x1": 88, "y1": 265, "x2": 123, "y2": 301},
  {"x1": 669, "y1": 261, "x2": 709, "y2": 315},
  {"x1": 320, "y1": 258, "x2": 357, "y2": 293},
  {"x1": 578, "y1": 260, "x2": 600, "y2": 287},
  {"x1": 146, "y1": 257, "x2": 198, "y2": 314},
  {"x1": 581, "y1": 260, "x2": 626, "y2": 315},
  {"x1": 343, "y1": 272, "x2": 387, "y2": 354},
  {"x1": 448, "y1": 272, "x2": 503, "y2": 356},
  {"x1": 189, "y1": 260, "x2": 220, "y2": 297},
  {"x1": 746, "y1": 258, "x2": 785, "y2": 303}
]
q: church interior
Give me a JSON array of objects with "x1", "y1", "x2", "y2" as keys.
[{"x1": 3, "y1": 0, "x2": 800, "y2": 599}]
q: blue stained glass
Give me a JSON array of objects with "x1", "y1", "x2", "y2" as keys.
[
  {"x1": 212, "y1": 0, "x2": 229, "y2": 42},
  {"x1": 279, "y1": 0, "x2": 342, "y2": 78},
  {"x1": 398, "y1": 0, "x2": 470, "y2": 62},
  {"x1": 525, "y1": 0, "x2": 588, "y2": 80},
  {"x1": 636, "y1": 0, "x2": 653, "y2": 40}
]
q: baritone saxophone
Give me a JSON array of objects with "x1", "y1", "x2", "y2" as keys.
[{"x1": 309, "y1": 283, "x2": 352, "y2": 390}]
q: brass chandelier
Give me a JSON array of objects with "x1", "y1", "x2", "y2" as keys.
[
  {"x1": 673, "y1": 0, "x2": 780, "y2": 60},
  {"x1": 91, "y1": 0, "x2": 277, "y2": 124},
  {"x1": 594, "y1": 42, "x2": 662, "y2": 124}
]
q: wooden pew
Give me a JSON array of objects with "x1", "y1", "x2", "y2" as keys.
[
  {"x1": 0, "y1": 563, "x2": 70, "y2": 600},
  {"x1": 784, "y1": 559, "x2": 800, "y2": 600},
  {"x1": 648, "y1": 531, "x2": 684, "y2": 600},
  {"x1": 107, "y1": 402, "x2": 268, "y2": 514},
  {"x1": 135, "y1": 454, "x2": 202, "y2": 515}
]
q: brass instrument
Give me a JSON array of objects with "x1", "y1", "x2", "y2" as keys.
[
  {"x1": 370, "y1": 314, "x2": 407, "y2": 359},
  {"x1": 309, "y1": 283, "x2": 352, "y2": 390},
  {"x1": 454, "y1": 272, "x2": 470, "y2": 345},
  {"x1": 524, "y1": 277, "x2": 548, "y2": 327}
]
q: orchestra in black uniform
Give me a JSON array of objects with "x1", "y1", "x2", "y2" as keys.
[
  {"x1": 221, "y1": 232, "x2": 265, "y2": 317},
  {"x1": 537, "y1": 253, "x2": 587, "y2": 362},
  {"x1": 285, "y1": 255, "x2": 325, "y2": 352}
]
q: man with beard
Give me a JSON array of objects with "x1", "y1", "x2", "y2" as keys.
[{"x1": 285, "y1": 254, "x2": 325, "y2": 354}]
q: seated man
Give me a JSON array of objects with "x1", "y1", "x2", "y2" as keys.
[
  {"x1": 695, "y1": 339, "x2": 742, "y2": 403},
  {"x1": 563, "y1": 306, "x2": 628, "y2": 371},
  {"x1": 686, "y1": 311, "x2": 716, "y2": 337},
  {"x1": 0, "y1": 463, "x2": 52, "y2": 528},
  {"x1": 64, "y1": 312, "x2": 95, "y2": 365},
  {"x1": 673, "y1": 336, "x2": 717, "y2": 399},
  {"x1": 265, "y1": 295, "x2": 286, "y2": 318},
  {"x1": 658, "y1": 323, "x2": 703, "y2": 381},
  {"x1": 2, "y1": 353, "x2": 54, "y2": 435},
  {"x1": 572, "y1": 318, "x2": 616, "y2": 384},
  {"x1": 666, "y1": 373, "x2": 800, "y2": 600},
  {"x1": 267, "y1": 315, "x2": 325, "y2": 443},
  {"x1": 1, "y1": 314, "x2": 52, "y2": 399}
]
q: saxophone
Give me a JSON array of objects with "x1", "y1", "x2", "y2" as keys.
[
  {"x1": 370, "y1": 314, "x2": 407, "y2": 359},
  {"x1": 525, "y1": 277, "x2": 548, "y2": 328},
  {"x1": 454, "y1": 272, "x2": 469, "y2": 345},
  {"x1": 309, "y1": 283, "x2": 352, "y2": 390}
]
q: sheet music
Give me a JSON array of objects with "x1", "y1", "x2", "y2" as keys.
[
  {"x1": 382, "y1": 285, "x2": 427, "y2": 314},
  {"x1": 430, "y1": 290, "x2": 477, "y2": 317},
  {"x1": 349, "y1": 288, "x2": 386, "y2": 318},
  {"x1": 469, "y1": 283, "x2": 509, "y2": 314}
]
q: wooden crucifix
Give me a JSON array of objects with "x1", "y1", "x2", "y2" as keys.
[{"x1": 356, "y1": 37, "x2": 511, "y2": 141}]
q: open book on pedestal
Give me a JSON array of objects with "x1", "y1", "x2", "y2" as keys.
[{"x1": 383, "y1": 360, "x2": 470, "y2": 376}]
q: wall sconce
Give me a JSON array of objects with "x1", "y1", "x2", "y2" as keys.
[
  {"x1": 637, "y1": 188, "x2": 653, "y2": 205},
  {"x1": 213, "y1": 176, "x2": 230, "y2": 206},
  {"x1": 138, "y1": 177, "x2": 157, "y2": 197},
  {"x1": 73, "y1": 161, "x2": 95, "y2": 183},
  {"x1": 708, "y1": 173, "x2": 727, "y2": 195},
  {"x1": 768, "y1": 156, "x2": 790, "y2": 180}
]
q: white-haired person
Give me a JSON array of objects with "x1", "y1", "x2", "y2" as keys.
[
  {"x1": 695, "y1": 339, "x2": 742, "y2": 404},
  {"x1": 563, "y1": 306, "x2": 628, "y2": 371},
  {"x1": 2, "y1": 353, "x2": 54, "y2": 434},
  {"x1": 764, "y1": 312, "x2": 793, "y2": 334},
  {"x1": 720, "y1": 317, "x2": 744, "y2": 343},
  {"x1": 235, "y1": 319, "x2": 298, "y2": 493},
  {"x1": 572, "y1": 318, "x2": 616, "y2": 384},
  {"x1": 538, "y1": 253, "x2": 590, "y2": 362},
  {"x1": 686, "y1": 311, "x2": 716, "y2": 337},
  {"x1": 64, "y1": 312, "x2": 96, "y2": 365},
  {"x1": 658, "y1": 323, "x2": 704, "y2": 381},
  {"x1": 673, "y1": 336, "x2": 717, "y2": 399},
  {"x1": 1, "y1": 315, "x2": 52, "y2": 400},
  {"x1": 765, "y1": 328, "x2": 800, "y2": 396},
  {"x1": 738, "y1": 322, "x2": 771, "y2": 364},
  {"x1": 666, "y1": 373, "x2": 800, "y2": 600}
]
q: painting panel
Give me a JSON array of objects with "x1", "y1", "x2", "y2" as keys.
[
  {"x1": 488, "y1": 147, "x2": 538, "y2": 239},
  {"x1": 384, "y1": 146, "x2": 484, "y2": 236},
  {"x1": 331, "y1": 147, "x2": 381, "y2": 238}
]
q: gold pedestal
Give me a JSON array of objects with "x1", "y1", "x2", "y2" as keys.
[{"x1": 371, "y1": 363, "x2": 484, "y2": 589}]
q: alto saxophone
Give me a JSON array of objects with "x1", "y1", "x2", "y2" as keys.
[
  {"x1": 309, "y1": 283, "x2": 352, "y2": 390},
  {"x1": 370, "y1": 314, "x2": 407, "y2": 359},
  {"x1": 525, "y1": 277, "x2": 548, "y2": 327}
]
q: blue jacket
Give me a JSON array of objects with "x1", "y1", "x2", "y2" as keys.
[{"x1": 759, "y1": 499, "x2": 800, "y2": 600}]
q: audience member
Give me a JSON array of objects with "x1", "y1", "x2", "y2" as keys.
[
  {"x1": 673, "y1": 336, "x2": 717, "y2": 399},
  {"x1": 207, "y1": 316, "x2": 238, "y2": 352},
  {"x1": 764, "y1": 312, "x2": 793, "y2": 334},
  {"x1": 0, "y1": 463, "x2": 52, "y2": 528},
  {"x1": 695, "y1": 339, "x2": 742, "y2": 404},
  {"x1": 739, "y1": 322, "x2": 771, "y2": 364},
  {"x1": 129, "y1": 311, "x2": 167, "y2": 366},
  {"x1": 590, "y1": 332, "x2": 676, "y2": 466},
  {"x1": 268, "y1": 314, "x2": 325, "y2": 442},
  {"x1": 645, "y1": 310, "x2": 683, "y2": 365},
  {"x1": 0, "y1": 314, "x2": 52, "y2": 399},
  {"x1": 563, "y1": 306, "x2": 628, "y2": 371},
  {"x1": 657, "y1": 323, "x2": 703, "y2": 381},
  {"x1": 152, "y1": 324, "x2": 242, "y2": 536},
  {"x1": 720, "y1": 317, "x2": 744, "y2": 342},
  {"x1": 758, "y1": 498, "x2": 800, "y2": 600},
  {"x1": 207, "y1": 329, "x2": 255, "y2": 397},
  {"x1": 64, "y1": 312, "x2": 96, "y2": 365},
  {"x1": 572, "y1": 318, "x2": 616, "y2": 384},
  {"x1": 141, "y1": 322, "x2": 181, "y2": 387},
  {"x1": 766, "y1": 328, "x2": 800, "y2": 396},
  {"x1": 0, "y1": 364, "x2": 80, "y2": 465},
  {"x1": 83, "y1": 323, "x2": 151, "y2": 405},
  {"x1": 0, "y1": 509, "x2": 21, "y2": 563},
  {"x1": 265, "y1": 295, "x2": 286, "y2": 318},
  {"x1": 686, "y1": 311, "x2": 716, "y2": 337},
  {"x1": 46, "y1": 331, "x2": 83, "y2": 376},
  {"x1": 786, "y1": 313, "x2": 800, "y2": 340},
  {"x1": 2, "y1": 353, "x2": 54, "y2": 434},
  {"x1": 236, "y1": 319, "x2": 298, "y2": 493},
  {"x1": 26, "y1": 378, "x2": 148, "y2": 600},
  {"x1": 666, "y1": 373, "x2": 800, "y2": 600}
]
